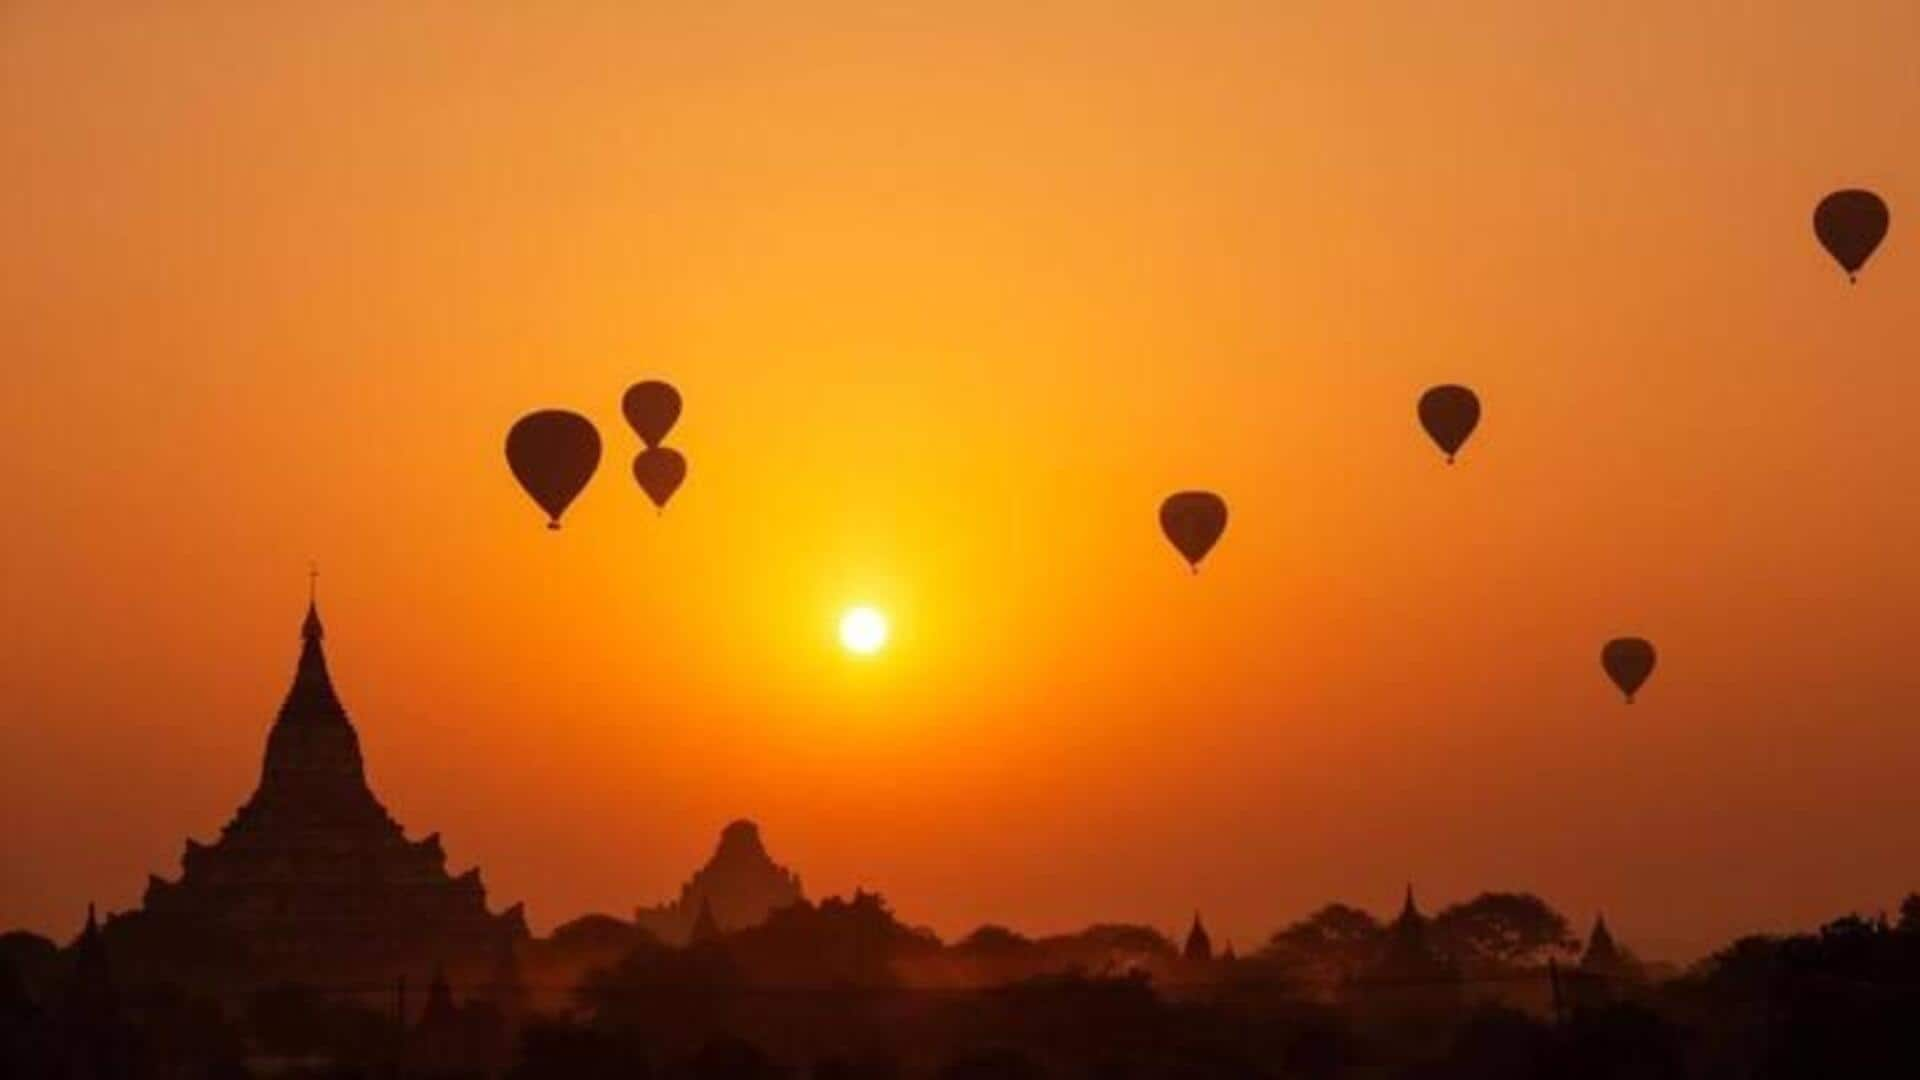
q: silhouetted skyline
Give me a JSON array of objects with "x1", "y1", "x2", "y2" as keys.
[{"x1": 6, "y1": 0, "x2": 1920, "y2": 973}]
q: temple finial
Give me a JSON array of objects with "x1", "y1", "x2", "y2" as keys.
[{"x1": 302, "y1": 565, "x2": 324, "y2": 643}]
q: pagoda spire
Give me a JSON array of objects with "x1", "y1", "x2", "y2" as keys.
[
  {"x1": 1183, "y1": 910, "x2": 1213, "y2": 962},
  {"x1": 76, "y1": 903, "x2": 101, "y2": 954},
  {"x1": 1581, "y1": 912, "x2": 1627, "y2": 973},
  {"x1": 281, "y1": 584, "x2": 345, "y2": 726},
  {"x1": 1374, "y1": 882, "x2": 1454, "y2": 984},
  {"x1": 65, "y1": 903, "x2": 115, "y2": 1016},
  {"x1": 254, "y1": 590, "x2": 369, "y2": 802}
]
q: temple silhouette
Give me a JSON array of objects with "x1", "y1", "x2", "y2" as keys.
[
  {"x1": 633, "y1": 820, "x2": 806, "y2": 944},
  {"x1": 1373, "y1": 886, "x2": 1455, "y2": 985},
  {"x1": 104, "y1": 598, "x2": 527, "y2": 998},
  {"x1": 1182, "y1": 911, "x2": 1212, "y2": 963}
]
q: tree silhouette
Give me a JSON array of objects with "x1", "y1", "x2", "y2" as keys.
[
  {"x1": 1897, "y1": 893, "x2": 1920, "y2": 934},
  {"x1": 1431, "y1": 892, "x2": 1577, "y2": 971},
  {"x1": 1263, "y1": 903, "x2": 1384, "y2": 983}
]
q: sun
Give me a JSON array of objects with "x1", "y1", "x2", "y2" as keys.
[{"x1": 838, "y1": 606, "x2": 890, "y2": 656}]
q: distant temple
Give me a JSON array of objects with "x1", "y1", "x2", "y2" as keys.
[
  {"x1": 1350, "y1": 886, "x2": 1460, "y2": 1015},
  {"x1": 1579, "y1": 913, "x2": 1632, "y2": 975},
  {"x1": 1369, "y1": 886, "x2": 1458, "y2": 986},
  {"x1": 1182, "y1": 912, "x2": 1213, "y2": 963},
  {"x1": 1561, "y1": 912, "x2": 1643, "y2": 1011},
  {"x1": 1576, "y1": 912, "x2": 1642, "y2": 986},
  {"x1": 634, "y1": 820, "x2": 804, "y2": 944},
  {"x1": 117, "y1": 598, "x2": 527, "y2": 996}
]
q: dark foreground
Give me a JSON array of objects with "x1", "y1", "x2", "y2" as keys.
[{"x1": 9, "y1": 889, "x2": 1920, "y2": 1079}]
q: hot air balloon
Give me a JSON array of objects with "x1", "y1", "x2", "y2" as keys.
[
  {"x1": 1601, "y1": 637, "x2": 1657, "y2": 704},
  {"x1": 506, "y1": 410, "x2": 602, "y2": 529},
  {"x1": 621, "y1": 380, "x2": 682, "y2": 448},
  {"x1": 632, "y1": 446, "x2": 687, "y2": 511},
  {"x1": 1813, "y1": 189, "x2": 1889, "y2": 283},
  {"x1": 1418, "y1": 385, "x2": 1481, "y2": 464},
  {"x1": 1159, "y1": 491, "x2": 1227, "y2": 573}
]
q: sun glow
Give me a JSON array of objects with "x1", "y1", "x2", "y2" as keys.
[{"x1": 838, "y1": 606, "x2": 890, "y2": 656}]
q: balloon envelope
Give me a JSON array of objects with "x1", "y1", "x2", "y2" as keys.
[
  {"x1": 506, "y1": 410, "x2": 602, "y2": 528},
  {"x1": 622, "y1": 380, "x2": 683, "y2": 448},
  {"x1": 1601, "y1": 637, "x2": 1657, "y2": 703},
  {"x1": 1159, "y1": 491, "x2": 1228, "y2": 571},
  {"x1": 1418, "y1": 385, "x2": 1481, "y2": 463},
  {"x1": 1813, "y1": 189, "x2": 1889, "y2": 281},
  {"x1": 632, "y1": 446, "x2": 687, "y2": 510}
]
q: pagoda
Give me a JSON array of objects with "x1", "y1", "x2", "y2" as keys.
[
  {"x1": 634, "y1": 820, "x2": 805, "y2": 944},
  {"x1": 125, "y1": 597, "x2": 526, "y2": 994},
  {"x1": 1353, "y1": 886, "x2": 1460, "y2": 1014},
  {"x1": 1579, "y1": 914, "x2": 1627, "y2": 974},
  {"x1": 1372, "y1": 886, "x2": 1453, "y2": 984},
  {"x1": 1182, "y1": 912, "x2": 1213, "y2": 963},
  {"x1": 1576, "y1": 913, "x2": 1642, "y2": 984}
]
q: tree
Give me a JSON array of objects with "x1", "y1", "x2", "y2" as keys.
[
  {"x1": 1897, "y1": 893, "x2": 1920, "y2": 934},
  {"x1": 1431, "y1": 893, "x2": 1576, "y2": 970},
  {"x1": 1262, "y1": 904, "x2": 1384, "y2": 982},
  {"x1": 1034, "y1": 924, "x2": 1176, "y2": 979},
  {"x1": 956, "y1": 925, "x2": 1029, "y2": 953}
]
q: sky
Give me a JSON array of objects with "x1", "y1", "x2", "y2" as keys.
[{"x1": 4, "y1": 2, "x2": 1920, "y2": 961}]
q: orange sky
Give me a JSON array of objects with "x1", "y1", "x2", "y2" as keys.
[{"x1": 5, "y1": 2, "x2": 1920, "y2": 960}]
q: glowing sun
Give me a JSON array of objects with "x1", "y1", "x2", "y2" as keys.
[{"x1": 838, "y1": 606, "x2": 890, "y2": 656}]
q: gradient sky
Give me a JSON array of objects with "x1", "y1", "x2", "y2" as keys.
[{"x1": 5, "y1": 2, "x2": 1919, "y2": 961}]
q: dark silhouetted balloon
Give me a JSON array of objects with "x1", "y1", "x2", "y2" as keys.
[
  {"x1": 632, "y1": 446, "x2": 687, "y2": 511},
  {"x1": 1601, "y1": 637, "x2": 1657, "y2": 704},
  {"x1": 1418, "y1": 385, "x2": 1481, "y2": 464},
  {"x1": 1813, "y1": 189, "x2": 1889, "y2": 282},
  {"x1": 1159, "y1": 491, "x2": 1228, "y2": 572},
  {"x1": 622, "y1": 380, "x2": 682, "y2": 448},
  {"x1": 506, "y1": 411, "x2": 602, "y2": 529}
]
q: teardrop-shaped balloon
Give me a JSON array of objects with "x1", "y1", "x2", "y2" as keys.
[
  {"x1": 621, "y1": 380, "x2": 683, "y2": 448},
  {"x1": 1813, "y1": 189, "x2": 1889, "y2": 283},
  {"x1": 632, "y1": 446, "x2": 687, "y2": 511},
  {"x1": 1418, "y1": 385, "x2": 1481, "y2": 464},
  {"x1": 505, "y1": 410, "x2": 601, "y2": 529},
  {"x1": 1601, "y1": 637, "x2": 1657, "y2": 704},
  {"x1": 1159, "y1": 491, "x2": 1228, "y2": 573}
]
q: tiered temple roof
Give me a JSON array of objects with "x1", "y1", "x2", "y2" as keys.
[
  {"x1": 635, "y1": 820, "x2": 805, "y2": 944},
  {"x1": 133, "y1": 599, "x2": 526, "y2": 992}
]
